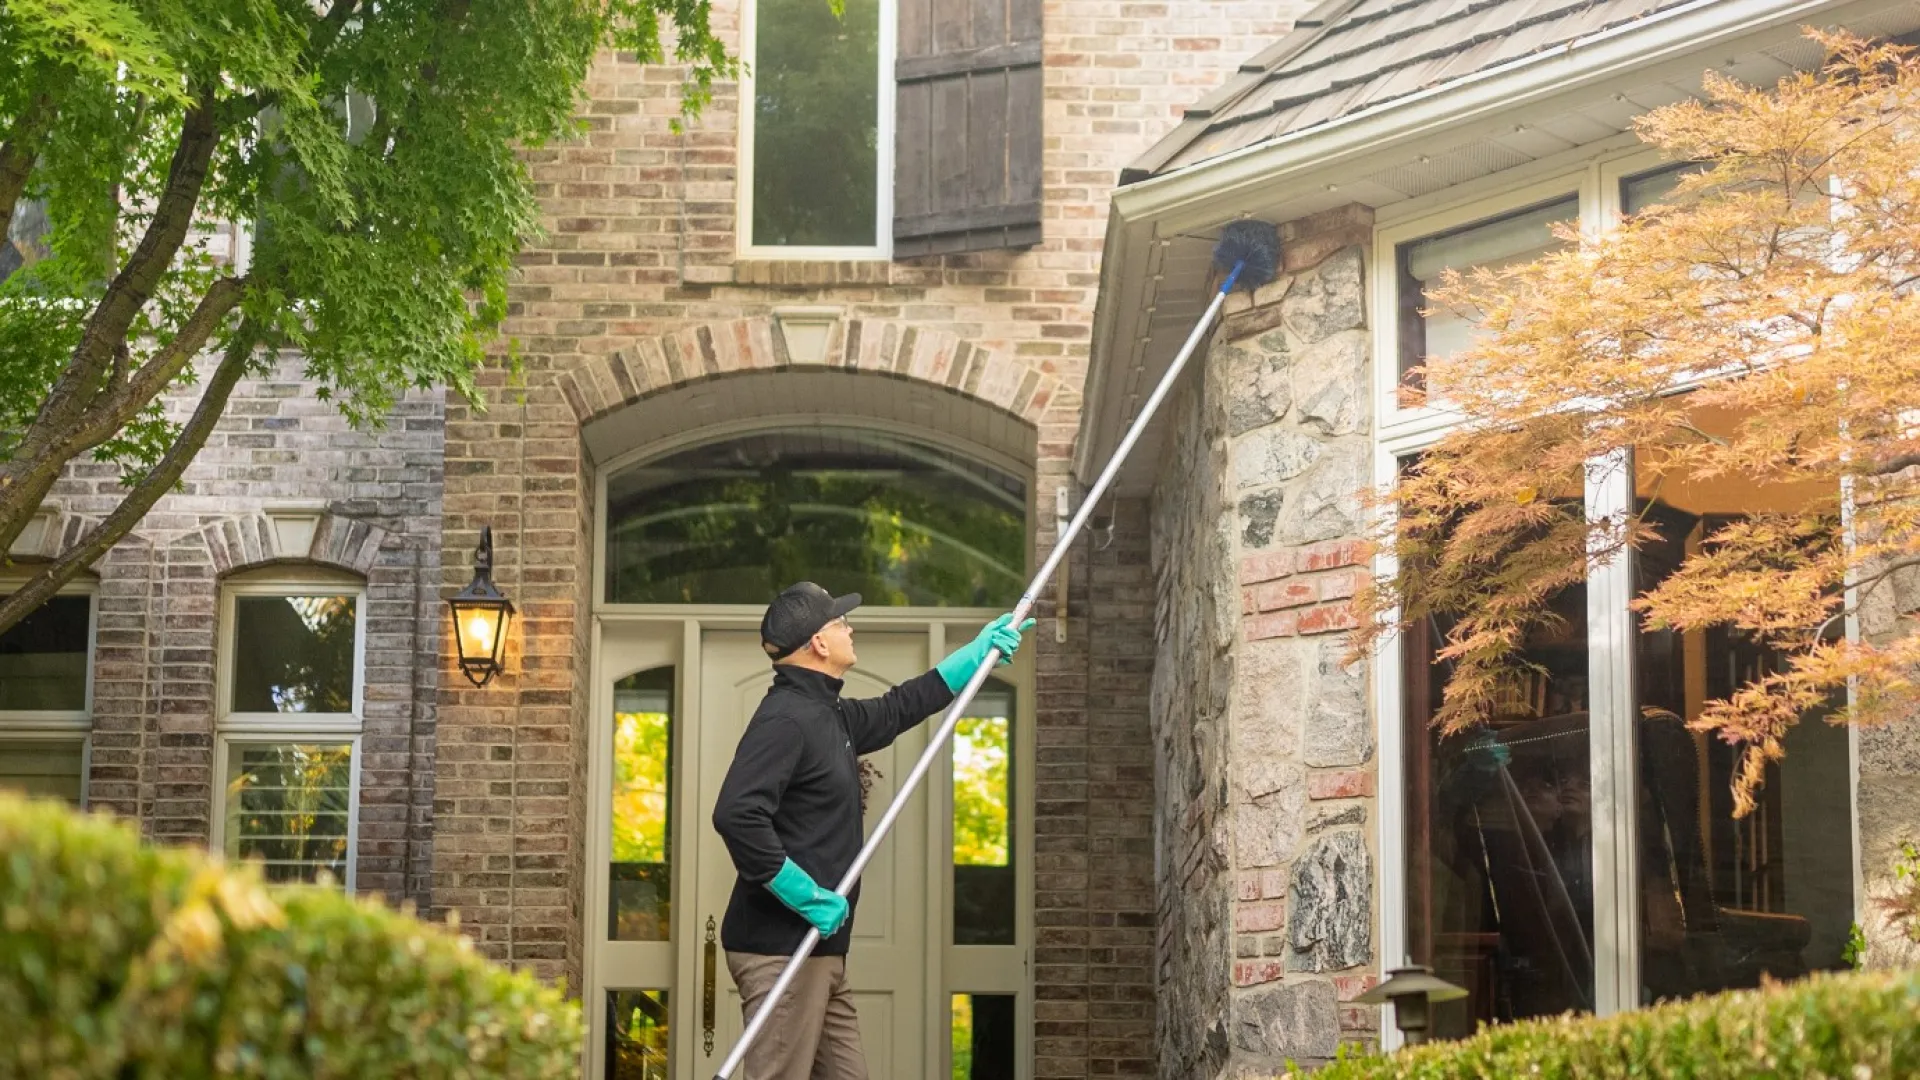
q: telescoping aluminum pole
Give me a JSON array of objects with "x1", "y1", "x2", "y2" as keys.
[{"x1": 712, "y1": 220, "x2": 1280, "y2": 1079}]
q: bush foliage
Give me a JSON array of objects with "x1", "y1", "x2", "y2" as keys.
[
  {"x1": 0, "y1": 793, "x2": 582, "y2": 1079},
  {"x1": 1299, "y1": 966, "x2": 1920, "y2": 1079}
]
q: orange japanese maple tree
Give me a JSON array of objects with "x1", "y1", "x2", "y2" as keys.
[{"x1": 1351, "y1": 30, "x2": 1920, "y2": 815}]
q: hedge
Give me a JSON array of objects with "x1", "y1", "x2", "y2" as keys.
[
  {"x1": 1297, "y1": 965, "x2": 1920, "y2": 1079},
  {"x1": 0, "y1": 793, "x2": 583, "y2": 1079}
]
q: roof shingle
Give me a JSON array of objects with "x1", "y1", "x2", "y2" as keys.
[{"x1": 1126, "y1": 0, "x2": 1696, "y2": 179}]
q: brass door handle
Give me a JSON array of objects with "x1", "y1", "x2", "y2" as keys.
[{"x1": 703, "y1": 915, "x2": 717, "y2": 1056}]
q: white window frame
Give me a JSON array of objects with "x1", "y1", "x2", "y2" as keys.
[
  {"x1": 1369, "y1": 144, "x2": 1863, "y2": 1040},
  {"x1": 213, "y1": 569, "x2": 368, "y2": 891},
  {"x1": 211, "y1": 730, "x2": 363, "y2": 892},
  {"x1": 216, "y1": 570, "x2": 367, "y2": 735},
  {"x1": 0, "y1": 578, "x2": 98, "y2": 808},
  {"x1": 736, "y1": 0, "x2": 897, "y2": 260}
]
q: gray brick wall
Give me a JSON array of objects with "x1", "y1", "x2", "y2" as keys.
[{"x1": 25, "y1": 351, "x2": 445, "y2": 909}]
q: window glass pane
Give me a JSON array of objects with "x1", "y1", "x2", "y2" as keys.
[
  {"x1": 950, "y1": 993, "x2": 1015, "y2": 1079},
  {"x1": 1633, "y1": 419, "x2": 1854, "y2": 1003},
  {"x1": 224, "y1": 742, "x2": 353, "y2": 885},
  {"x1": 611, "y1": 667, "x2": 674, "y2": 941},
  {"x1": 606, "y1": 429, "x2": 1026, "y2": 606},
  {"x1": 606, "y1": 990, "x2": 670, "y2": 1079},
  {"x1": 1621, "y1": 162, "x2": 1703, "y2": 216},
  {"x1": 750, "y1": 0, "x2": 879, "y2": 246},
  {"x1": 231, "y1": 594, "x2": 357, "y2": 713},
  {"x1": 0, "y1": 595, "x2": 89, "y2": 711},
  {"x1": 2, "y1": 197, "x2": 53, "y2": 285},
  {"x1": 1403, "y1": 498, "x2": 1592, "y2": 1036},
  {"x1": 0, "y1": 738, "x2": 85, "y2": 805},
  {"x1": 954, "y1": 679, "x2": 1014, "y2": 945},
  {"x1": 1396, "y1": 196, "x2": 1578, "y2": 387}
]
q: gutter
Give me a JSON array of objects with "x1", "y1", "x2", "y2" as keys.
[{"x1": 1077, "y1": 0, "x2": 1867, "y2": 479}]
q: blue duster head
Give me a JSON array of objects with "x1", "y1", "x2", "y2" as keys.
[{"x1": 1211, "y1": 219, "x2": 1281, "y2": 292}]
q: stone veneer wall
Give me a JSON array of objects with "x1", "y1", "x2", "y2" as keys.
[
  {"x1": 1853, "y1": 560, "x2": 1920, "y2": 968},
  {"x1": 1148, "y1": 209, "x2": 1383, "y2": 1079},
  {"x1": 22, "y1": 353, "x2": 446, "y2": 907}
]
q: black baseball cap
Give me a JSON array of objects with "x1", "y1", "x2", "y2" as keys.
[{"x1": 760, "y1": 582, "x2": 862, "y2": 658}]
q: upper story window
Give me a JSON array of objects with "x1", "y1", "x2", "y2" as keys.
[
  {"x1": 739, "y1": 0, "x2": 1044, "y2": 259},
  {"x1": 604, "y1": 428, "x2": 1026, "y2": 606},
  {"x1": 1394, "y1": 195, "x2": 1578, "y2": 393},
  {"x1": 0, "y1": 586, "x2": 95, "y2": 807}
]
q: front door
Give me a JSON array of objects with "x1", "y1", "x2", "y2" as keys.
[
  {"x1": 693, "y1": 629, "x2": 930, "y2": 1077},
  {"x1": 592, "y1": 620, "x2": 984, "y2": 1080}
]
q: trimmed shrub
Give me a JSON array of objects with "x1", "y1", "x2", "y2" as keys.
[
  {"x1": 1297, "y1": 966, "x2": 1920, "y2": 1079},
  {"x1": 0, "y1": 793, "x2": 583, "y2": 1079}
]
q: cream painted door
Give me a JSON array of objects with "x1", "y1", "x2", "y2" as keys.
[{"x1": 694, "y1": 630, "x2": 931, "y2": 1078}]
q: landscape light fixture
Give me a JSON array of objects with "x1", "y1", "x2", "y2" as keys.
[{"x1": 1354, "y1": 962, "x2": 1468, "y2": 1047}]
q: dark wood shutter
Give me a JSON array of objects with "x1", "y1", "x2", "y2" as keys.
[{"x1": 893, "y1": 0, "x2": 1042, "y2": 257}]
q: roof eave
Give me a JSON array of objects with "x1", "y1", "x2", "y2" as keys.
[{"x1": 1079, "y1": 0, "x2": 1866, "y2": 488}]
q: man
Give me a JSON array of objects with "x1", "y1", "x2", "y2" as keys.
[{"x1": 712, "y1": 581, "x2": 1031, "y2": 1079}]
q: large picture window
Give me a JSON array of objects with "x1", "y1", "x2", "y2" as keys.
[
  {"x1": 1382, "y1": 156, "x2": 1858, "y2": 1034},
  {"x1": 604, "y1": 428, "x2": 1026, "y2": 607}
]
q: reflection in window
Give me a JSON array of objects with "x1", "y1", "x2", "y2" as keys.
[
  {"x1": 611, "y1": 667, "x2": 674, "y2": 941},
  {"x1": 1404, "y1": 525, "x2": 1593, "y2": 1036},
  {"x1": 1396, "y1": 196, "x2": 1578, "y2": 389},
  {"x1": 231, "y1": 594, "x2": 358, "y2": 713},
  {"x1": 1621, "y1": 162, "x2": 1701, "y2": 215},
  {"x1": 605, "y1": 429, "x2": 1025, "y2": 607},
  {"x1": 1633, "y1": 425, "x2": 1853, "y2": 1002},
  {"x1": 950, "y1": 994, "x2": 1014, "y2": 1080},
  {"x1": 0, "y1": 738, "x2": 86, "y2": 805},
  {"x1": 751, "y1": 0, "x2": 880, "y2": 246},
  {"x1": 224, "y1": 742, "x2": 353, "y2": 885},
  {"x1": 0, "y1": 594, "x2": 90, "y2": 712},
  {"x1": 607, "y1": 990, "x2": 670, "y2": 1079},
  {"x1": 954, "y1": 679, "x2": 1014, "y2": 945}
]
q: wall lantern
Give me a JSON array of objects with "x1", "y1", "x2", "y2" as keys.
[
  {"x1": 1354, "y1": 962, "x2": 1468, "y2": 1048},
  {"x1": 449, "y1": 525, "x2": 514, "y2": 688}
]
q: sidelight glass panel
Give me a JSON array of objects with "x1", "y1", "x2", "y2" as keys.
[
  {"x1": 1396, "y1": 196, "x2": 1578, "y2": 389},
  {"x1": 605, "y1": 429, "x2": 1026, "y2": 607},
  {"x1": 611, "y1": 667, "x2": 675, "y2": 941},
  {"x1": 606, "y1": 990, "x2": 670, "y2": 1079},
  {"x1": 953, "y1": 679, "x2": 1015, "y2": 945},
  {"x1": 224, "y1": 741, "x2": 353, "y2": 885},
  {"x1": 750, "y1": 0, "x2": 880, "y2": 247},
  {"x1": 0, "y1": 594, "x2": 90, "y2": 712},
  {"x1": 950, "y1": 993, "x2": 1015, "y2": 1080},
  {"x1": 231, "y1": 593, "x2": 358, "y2": 714},
  {"x1": 1632, "y1": 419, "x2": 1854, "y2": 1003},
  {"x1": 1402, "y1": 500, "x2": 1593, "y2": 1037}
]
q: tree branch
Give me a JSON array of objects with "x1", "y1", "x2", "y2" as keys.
[
  {"x1": 0, "y1": 86, "x2": 223, "y2": 549},
  {"x1": 0, "y1": 79, "x2": 60, "y2": 235},
  {"x1": 0, "y1": 321, "x2": 260, "y2": 637},
  {"x1": 64, "y1": 276, "x2": 248, "y2": 451}
]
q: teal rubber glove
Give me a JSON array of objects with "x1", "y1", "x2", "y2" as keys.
[
  {"x1": 934, "y1": 613, "x2": 1036, "y2": 692},
  {"x1": 766, "y1": 858, "x2": 849, "y2": 937}
]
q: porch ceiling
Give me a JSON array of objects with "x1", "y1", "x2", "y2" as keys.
[{"x1": 1076, "y1": 0, "x2": 1920, "y2": 497}]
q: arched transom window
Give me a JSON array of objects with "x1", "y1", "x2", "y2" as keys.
[{"x1": 605, "y1": 427, "x2": 1027, "y2": 607}]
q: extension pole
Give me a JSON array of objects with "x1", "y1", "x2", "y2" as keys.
[{"x1": 712, "y1": 261, "x2": 1253, "y2": 1079}]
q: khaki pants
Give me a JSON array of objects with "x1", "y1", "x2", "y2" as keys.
[{"x1": 725, "y1": 952, "x2": 867, "y2": 1080}]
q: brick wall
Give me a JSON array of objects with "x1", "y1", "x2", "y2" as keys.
[
  {"x1": 23, "y1": 352, "x2": 445, "y2": 909},
  {"x1": 432, "y1": 11, "x2": 1311, "y2": 1080}
]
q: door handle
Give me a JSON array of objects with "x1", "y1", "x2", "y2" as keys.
[{"x1": 703, "y1": 914, "x2": 718, "y2": 1056}]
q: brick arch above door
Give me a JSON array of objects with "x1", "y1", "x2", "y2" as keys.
[{"x1": 554, "y1": 316, "x2": 1064, "y2": 435}]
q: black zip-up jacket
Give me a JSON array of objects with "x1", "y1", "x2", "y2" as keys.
[{"x1": 712, "y1": 663, "x2": 954, "y2": 955}]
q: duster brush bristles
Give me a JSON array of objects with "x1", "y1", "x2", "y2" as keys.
[{"x1": 1212, "y1": 219, "x2": 1281, "y2": 293}]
